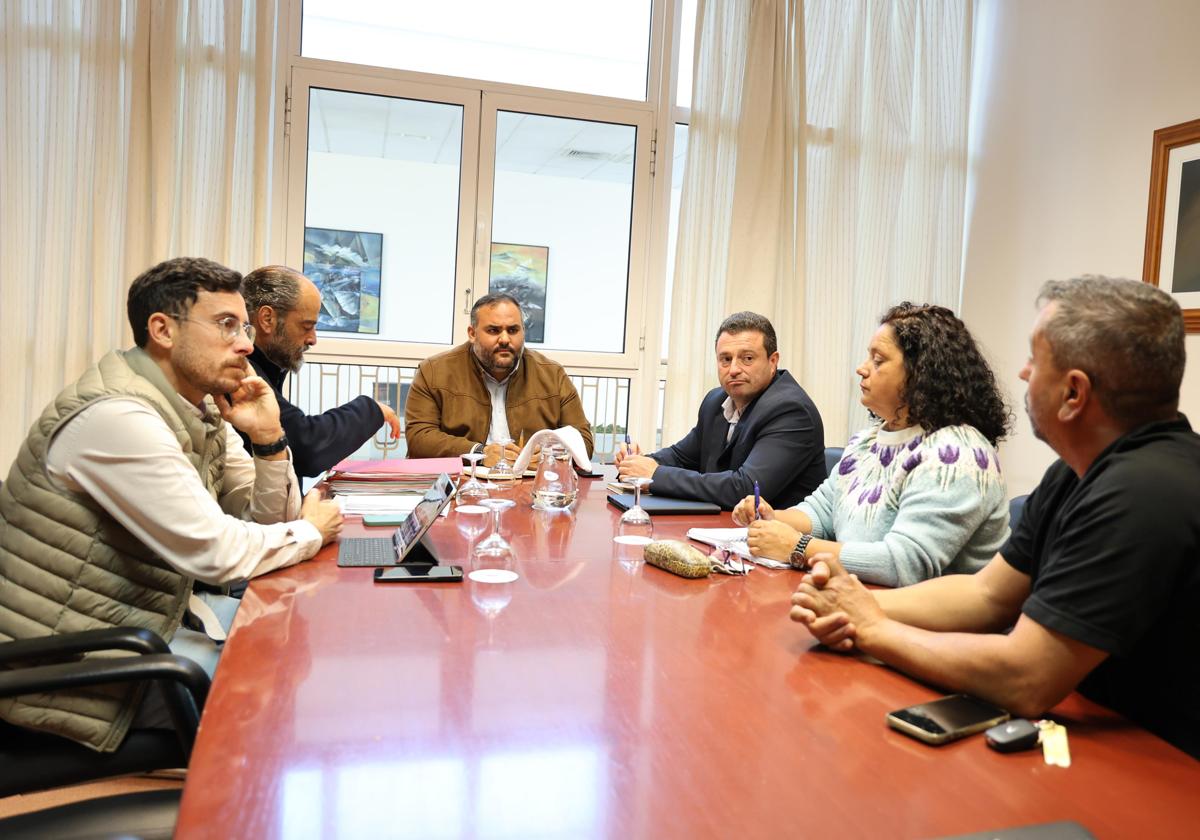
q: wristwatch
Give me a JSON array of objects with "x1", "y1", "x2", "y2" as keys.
[
  {"x1": 789, "y1": 533, "x2": 813, "y2": 570},
  {"x1": 251, "y1": 434, "x2": 289, "y2": 457}
]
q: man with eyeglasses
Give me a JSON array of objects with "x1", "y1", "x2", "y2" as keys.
[
  {"x1": 240, "y1": 265, "x2": 401, "y2": 479},
  {"x1": 0, "y1": 257, "x2": 343, "y2": 753}
]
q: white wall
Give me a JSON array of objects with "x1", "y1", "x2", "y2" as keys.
[{"x1": 961, "y1": 0, "x2": 1200, "y2": 498}]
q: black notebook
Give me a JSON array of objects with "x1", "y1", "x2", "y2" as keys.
[{"x1": 606, "y1": 492, "x2": 721, "y2": 515}]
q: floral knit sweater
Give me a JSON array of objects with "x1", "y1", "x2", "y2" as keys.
[{"x1": 791, "y1": 422, "x2": 1009, "y2": 587}]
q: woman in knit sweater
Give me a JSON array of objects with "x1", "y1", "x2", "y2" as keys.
[{"x1": 733, "y1": 303, "x2": 1012, "y2": 587}]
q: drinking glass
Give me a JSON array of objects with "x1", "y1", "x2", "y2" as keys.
[
  {"x1": 555, "y1": 445, "x2": 578, "y2": 501},
  {"x1": 616, "y1": 476, "x2": 653, "y2": 543},
  {"x1": 469, "y1": 498, "x2": 517, "y2": 645},
  {"x1": 472, "y1": 498, "x2": 517, "y2": 571},
  {"x1": 459, "y1": 452, "x2": 490, "y2": 502},
  {"x1": 491, "y1": 437, "x2": 516, "y2": 482},
  {"x1": 616, "y1": 518, "x2": 654, "y2": 545},
  {"x1": 532, "y1": 446, "x2": 577, "y2": 510}
]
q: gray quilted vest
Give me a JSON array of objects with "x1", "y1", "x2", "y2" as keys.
[{"x1": 0, "y1": 347, "x2": 226, "y2": 751}]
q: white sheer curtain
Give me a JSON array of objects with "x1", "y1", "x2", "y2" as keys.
[
  {"x1": 663, "y1": 0, "x2": 806, "y2": 444},
  {"x1": 0, "y1": 0, "x2": 281, "y2": 467},
  {"x1": 665, "y1": 0, "x2": 974, "y2": 446},
  {"x1": 802, "y1": 0, "x2": 974, "y2": 442}
]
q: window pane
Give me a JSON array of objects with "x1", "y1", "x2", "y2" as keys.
[
  {"x1": 675, "y1": 0, "x2": 697, "y2": 108},
  {"x1": 490, "y1": 111, "x2": 636, "y2": 354},
  {"x1": 570, "y1": 375, "x2": 630, "y2": 464},
  {"x1": 661, "y1": 123, "x2": 688, "y2": 359},
  {"x1": 304, "y1": 88, "x2": 463, "y2": 344},
  {"x1": 302, "y1": 0, "x2": 652, "y2": 101}
]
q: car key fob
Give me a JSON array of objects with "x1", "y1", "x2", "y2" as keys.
[{"x1": 985, "y1": 718, "x2": 1040, "y2": 752}]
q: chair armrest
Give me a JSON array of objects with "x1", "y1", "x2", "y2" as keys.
[
  {"x1": 0, "y1": 655, "x2": 210, "y2": 757},
  {"x1": 0, "y1": 627, "x2": 169, "y2": 664}
]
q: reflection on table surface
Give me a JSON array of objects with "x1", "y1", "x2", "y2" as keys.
[{"x1": 176, "y1": 476, "x2": 1200, "y2": 839}]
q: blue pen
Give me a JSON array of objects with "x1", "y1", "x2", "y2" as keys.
[{"x1": 754, "y1": 480, "x2": 761, "y2": 520}]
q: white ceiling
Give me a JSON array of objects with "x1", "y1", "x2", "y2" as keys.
[{"x1": 309, "y1": 88, "x2": 638, "y2": 184}]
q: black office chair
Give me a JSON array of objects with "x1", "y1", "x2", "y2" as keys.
[
  {"x1": 0, "y1": 627, "x2": 209, "y2": 838},
  {"x1": 1009, "y1": 494, "x2": 1029, "y2": 532},
  {"x1": 824, "y1": 447, "x2": 845, "y2": 476}
]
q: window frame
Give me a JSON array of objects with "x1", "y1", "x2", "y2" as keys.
[
  {"x1": 284, "y1": 68, "x2": 483, "y2": 364},
  {"x1": 474, "y1": 91, "x2": 654, "y2": 370},
  {"x1": 279, "y1": 0, "x2": 688, "y2": 449}
]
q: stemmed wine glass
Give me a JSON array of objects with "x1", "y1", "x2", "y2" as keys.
[
  {"x1": 471, "y1": 498, "x2": 517, "y2": 578},
  {"x1": 459, "y1": 451, "x2": 490, "y2": 502},
  {"x1": 616, "y1": 476, "x2": 654, "y2": 545},
  {"x1": 491, "y1": 436, "x2": 516, "y2": 482}
]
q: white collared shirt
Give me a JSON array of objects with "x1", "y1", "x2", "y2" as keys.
[
  {"x1": 721, "y1": 395, "x2": 743, "y2": 444},
  {"x1": 45, "y1": 397, "x2": 322, "y2": 585},
  {"x1": 482, "y1": 355, "x2": 521, "y2": 444}
]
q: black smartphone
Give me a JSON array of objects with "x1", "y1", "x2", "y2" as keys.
[
  {"x1": 886, "y1": 694, "x2": 1010, "y2": 745},
  {"x1": 374, "y1": 565, "x2": 464, "y2": 583}
]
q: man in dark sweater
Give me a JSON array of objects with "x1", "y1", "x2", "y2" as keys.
[
  {"x1": 791, "y1": 277, "x2": 1200, "y2": 759},
  {"x1": 616, "y1": 311, "x2": 825, "y2": 510},
  {"x1": 241, "y1": 266, "x2": 400, "y2": 479}
]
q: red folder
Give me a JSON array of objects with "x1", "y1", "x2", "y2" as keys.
[{"x1": 329, "y1": 457, "x2": 463, "y2": 476}]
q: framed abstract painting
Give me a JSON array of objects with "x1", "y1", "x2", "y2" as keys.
[{"x1": 1143, "y1": 117, "x2": 1200, "y2": 333}]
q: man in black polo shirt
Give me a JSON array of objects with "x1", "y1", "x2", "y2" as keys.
[{"x1": 789, "y1": 276, "x2": 1199, "y2": 759}]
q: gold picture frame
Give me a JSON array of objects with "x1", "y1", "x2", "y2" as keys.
[{"x1": 1143, "y1": 117, "x2": 1200, "y2": 333}]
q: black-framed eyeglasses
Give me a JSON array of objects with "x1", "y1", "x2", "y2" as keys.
[
  {"x1": 174, "y1": 314, "x2": 256, "y2": 344},
  {"x1": 709, "y1": 543, "x2": 751, "y2": 576}
]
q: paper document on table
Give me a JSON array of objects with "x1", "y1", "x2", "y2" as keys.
[
  {"x1": 338, "y1": 495, "x2": 453, "y2": 518},
  {"x1": 337, "y1": 495, "x2": 423, "y2": 516},
  {"x1": 686, "y1": 527, "x2": 791, "y2": 569},
  {"x1": 466, "y1": 466, "x2": 537, "y2": 479},
  {"x1": 512, "y1": 427, "x2": 593, "y2": 474}
]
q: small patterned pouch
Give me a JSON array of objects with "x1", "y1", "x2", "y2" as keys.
[{"x1": 643, "y1": 540, "x2": 750, "y2": 578}]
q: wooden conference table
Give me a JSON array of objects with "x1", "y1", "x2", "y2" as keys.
[{"x1": 175, "y1": 471, "x2": 1200, "y2": 839}]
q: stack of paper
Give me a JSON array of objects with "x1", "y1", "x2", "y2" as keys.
[
  {"x1": 327, "y1": 471, "x2": 443, "y2": 496},
  {"x1": 465, "y1": 466, "x2": 537, "y2": 480},
  {"x1": 337, "y1": 495, "x2": 424, "y2": 516}
]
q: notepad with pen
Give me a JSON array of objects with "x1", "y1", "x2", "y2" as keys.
[{"x1": 685, "y1": 527, "x2": 790, "y2": 569}]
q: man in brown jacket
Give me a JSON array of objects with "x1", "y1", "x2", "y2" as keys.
[{"x1": 405, "y1": 294, "x2": 593, "y2": 465}]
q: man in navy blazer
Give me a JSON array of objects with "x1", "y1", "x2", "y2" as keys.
[{"x1": 617, "y1": 312, "x2": 825, "y2": 510}]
